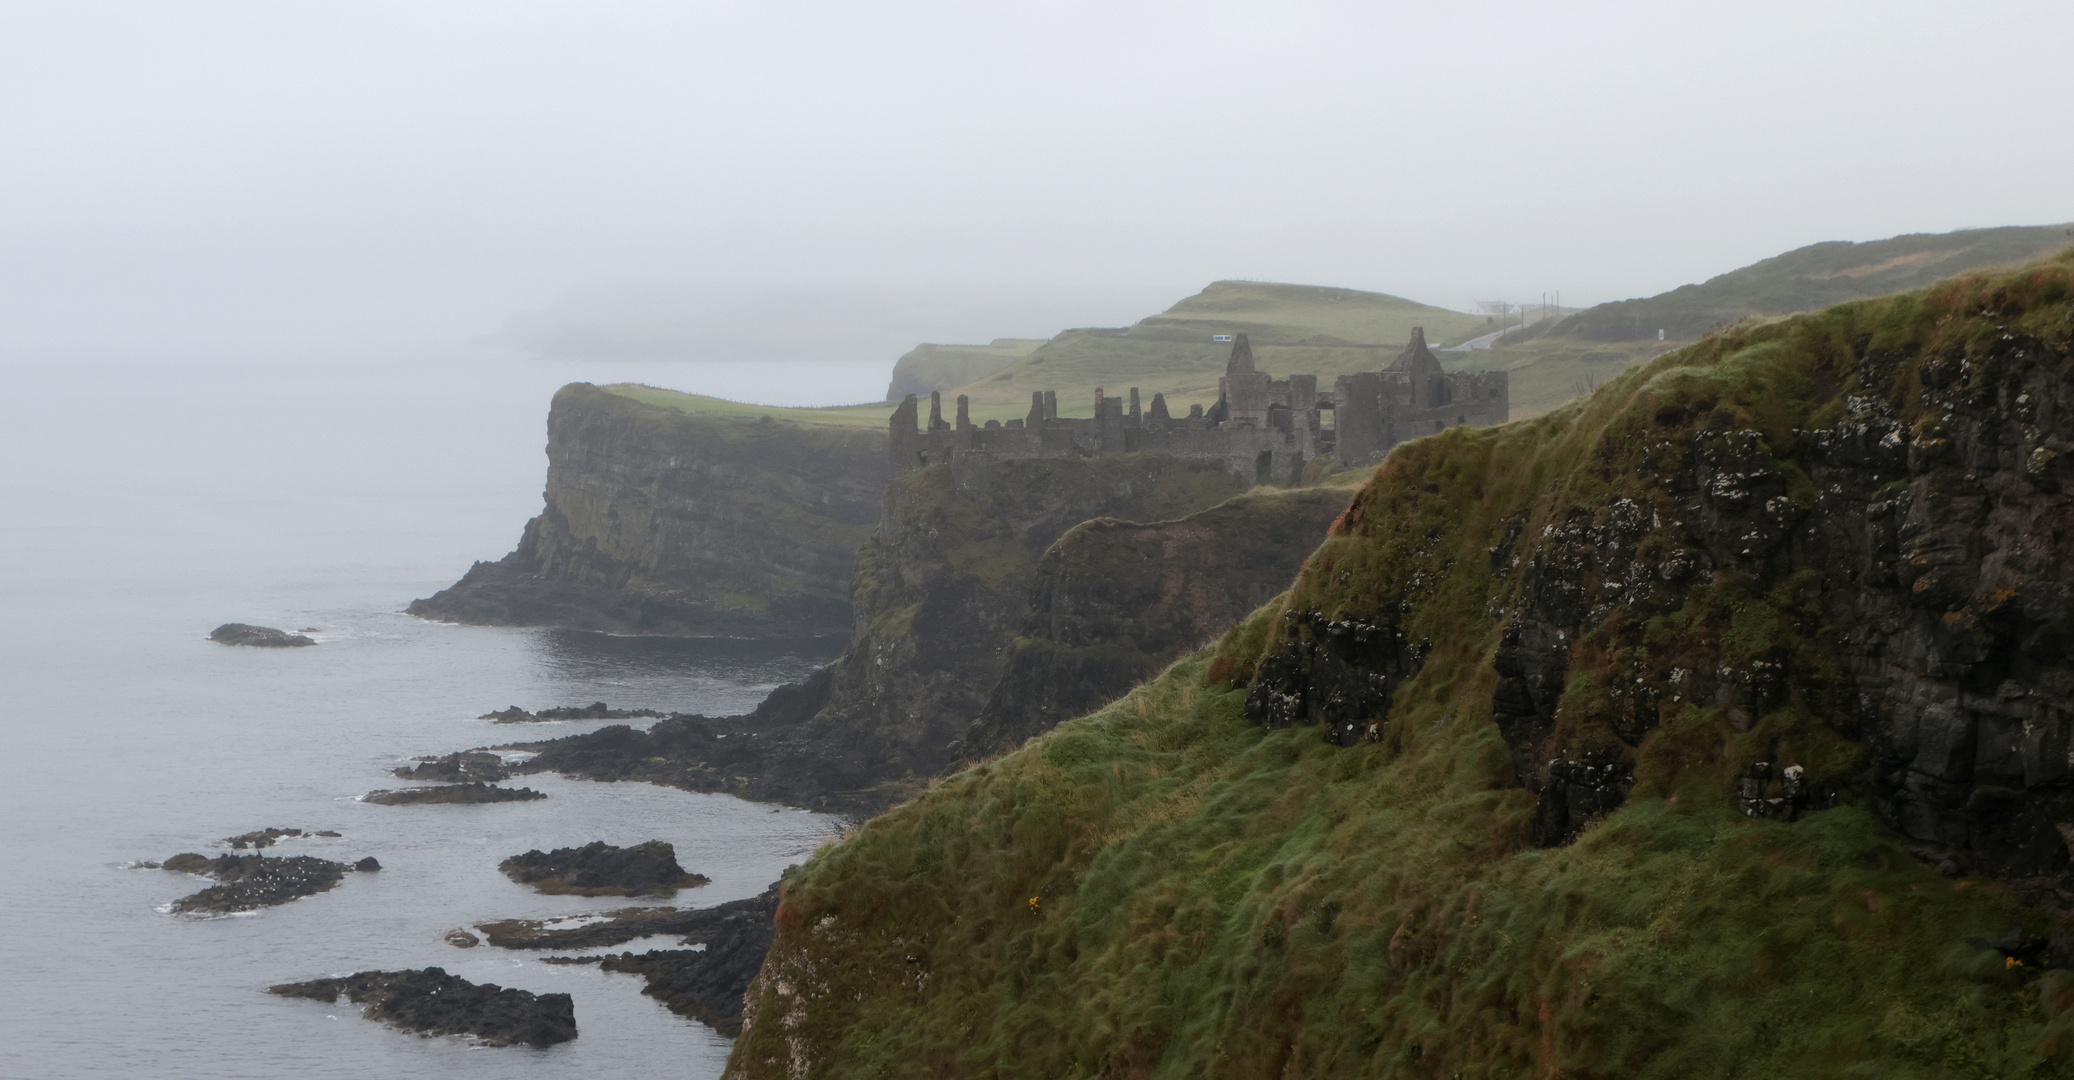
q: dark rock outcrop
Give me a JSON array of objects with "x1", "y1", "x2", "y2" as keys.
[
  {"x1": 406, "y1": 383, "x2": 889, "y2": 638},
  {"x1": 968, "y1": 487, "x2": 1351, "y2": 755},
  {"x1": 482, "y1": 702, "x2": 666, "y2": 724},
  {"x1": 498, "y1": 840, "x2": 708, "y2": 897},
  {"x1": 393, "y1": 752, "x2": 509, "y2": 783},
  {"x1": 479, "y1": 885, "x2": 779, "y2": 1035},
  {"x1": 208, "y1": 623, "x2": 314, "y2": 647},
  {"x1": 362, "y1": 783, "x2": 545, "y2": 805},
  {"x1": 596, "y1": 888, "x2": 779, "y2": 1037},
  {"x1": 160, "y1": 852, "x2": 370, "y2": 913},
  {"x1": 269, "y1": 968, "x2": 576, "y2": 1047},
  {"x1": 222, "y1": 827, "x2": 338, "y2": 849}
]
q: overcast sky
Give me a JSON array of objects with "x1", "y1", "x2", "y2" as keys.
[{"x1": 3, "y1": 0, "x2": 2069, "y2": 361}]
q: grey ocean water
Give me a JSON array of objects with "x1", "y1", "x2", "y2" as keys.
[{"x1": 0, "y1": 354, "x2": 881, "y2": 1079}]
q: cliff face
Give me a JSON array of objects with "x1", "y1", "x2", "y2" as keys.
[
  {"x1": 408, "y1": 383, "x2": 888, "y2": 638},
  {"x1": 729, "y1": 254, "x2": 2074, "y2": 1078},
  {"x1": 802, "y1": 455, "x2": 1250, "y2": 795},
  {"x1": 966, "y1": 487, "x2": 1352, "y2": 756}
]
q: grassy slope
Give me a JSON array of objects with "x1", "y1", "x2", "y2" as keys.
[
  {"x1": 731, "y1": 253, "x2": 2074, "y2": 1079},
  {"x1": 885, "y1": 339, "x2": 1048, "y2": 400},
  {"x1": 949, "y1": 281, "x2": 1492, "y2": 412},
  {"x1": 1481, "y1": 226, "x2": 2074, "y2": 418},
  {"x1": 1557, "y1": 224, "x2": 2073, "y2": 341}
]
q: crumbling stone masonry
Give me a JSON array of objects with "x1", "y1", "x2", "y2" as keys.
[{"x1": 888, "y1": 329, "x2": 1509, "y2": 488}]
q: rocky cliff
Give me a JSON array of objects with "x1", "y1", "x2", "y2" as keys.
[
  {"x1": 728, "y1": 252, "x2": 2074, "y2": 1078},
  {"x1": 966, "y1": 486, "x2": 1352, "y2": 756},
  {"x1": 408, "y1": 383, "x2": 888, "y2": 638}
]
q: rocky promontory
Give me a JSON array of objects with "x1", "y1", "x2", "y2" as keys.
[
  {"x1": 475, "y1": 885, "x2": 779, "y2": 1035},
  {"x1": 158, "y1": 852, "x2": 374, "y2": 913},
  {"x1": 207, "y1": 623, "x2": 314, "y2": 647},
  {"x1": 497, "y1": 840, "x2": 708, "y2": 897},
  {"x1": 406, "y1": 383, "x2": 889, "y2": 638},
  {"x1": 269, "y1": 968, "x2": 576, "y2": 1047},
  {"x1": 362, "y1": 783, "x2": 545, "y2": 805}
]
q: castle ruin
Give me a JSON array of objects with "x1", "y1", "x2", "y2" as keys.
[{"x1": 889, "y1": 328, "x2": 1507, "y2": 487}]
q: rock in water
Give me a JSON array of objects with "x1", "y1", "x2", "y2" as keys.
[
  {"x1": 268, "y1": 968, "x2": 576, "y2": 1047},
  {"x1": 207, "y1": 623, "x2": 316, "y2": 647},
  {"x1": 361, "y1": 783, "x2": 546, "y2": 805},
  {"x1": 392, "y1": 751, "x2": 509, "y2": 783},
  {"x1": 160, "y1": 853, "x2": 353, "y2": 913},
  {"x1": 482, "y1": 702, "x2": 667, "y2": 723},
  {"x1": 498, "y1": 840, "x2": 708, "y2": 897},
  {"x1": 595, "y1": 887, "x2": 778, "y2": 1036}
]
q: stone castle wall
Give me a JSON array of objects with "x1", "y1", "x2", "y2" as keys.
[{"x1": 890, "y1": 328, "x2": 1507, "y2": 488}]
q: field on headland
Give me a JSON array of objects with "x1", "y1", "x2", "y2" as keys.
[{"x1": 939, "y1": 280, "x2": 1494, "y2": 413}]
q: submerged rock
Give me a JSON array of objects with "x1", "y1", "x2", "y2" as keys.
[
  {"x1": 161, "y1": 852, "x2": 359, "y2": 913},
  {"x1": 498, "y1": 840, "x2": 707, "y2": 897},
  {"x1": 208, "y1": 623, "x2": 315, "y2": 647},
  {"x1": 362, "y1": 783, "x2": 545, "y2": 805},
  {"x1": 392, "y1": 751, "x2": 510, "y2": 783},
  {"x1": 445, "y1": 928, "x2": 481, "y2": 948},
  {"x1": 268, "y1": 967, "x2": 576, "y2": 1047}
]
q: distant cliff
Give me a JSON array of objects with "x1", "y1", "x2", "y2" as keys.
[
  {"x1": 729, "y1": 252, "x2": 2074, "y2": 1077},
  {"x1": 408, "y1": 383, "x2": 888, "y2": 638}
]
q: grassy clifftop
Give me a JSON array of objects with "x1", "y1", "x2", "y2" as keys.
[
  {"x1": 947, "y1": 282, "x2": 1492, "y2": 412},
  {"x1": 730, "y1": 253, "x2": 2074, "y2": 1077}
]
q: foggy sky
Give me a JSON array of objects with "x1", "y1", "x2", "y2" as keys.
[{"x1": 2, "y1": 0, "x2": 2069, "y2": 362}]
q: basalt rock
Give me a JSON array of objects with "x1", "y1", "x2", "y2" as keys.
[
  {"x1": 393, "y1": 752, "x2": 510, "y2": 783},
  {"x1": 268, "y1": 968, "x2": 576, "y2": 1047},
  {"x1": 161, "y1": 852, "x2": 367, "y2": 913},
  {"x1": 595, "y1": 887, "x2": 779, "y2": 1037},
  {"x1": 222, "y1": 827, "x2": 337, "y2": 849},
  {"x1": 362, "y1": 783, "x2": 545, "y2": 805},
  {"x1": 207, "y1": 623, "x2": 314, "y2": 647},
  {"x1": 498, "y1": 840, "x2": 708, "y2": 897},
  {"x1": 483, "y1": 702, "x2": 667, "y2": 724}
]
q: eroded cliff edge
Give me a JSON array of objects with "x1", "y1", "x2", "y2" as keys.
[
  {"x1": 729, "y1": 253, "x2": 2074, "y2": 1077},
  {"x1": 408, "y1": 383, "x2": 888, "y2": 638}
]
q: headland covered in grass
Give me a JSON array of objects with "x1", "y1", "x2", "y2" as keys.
[
  {"x1": 730, "y1": 250, "x2": 2074, "y2": 1078},
  {"x1": 1484, "y1": 224, "x2": 2074, "y2": 417},
  {"x1": 938, "y1": 280, "x2": 1492, "y2": 414}
]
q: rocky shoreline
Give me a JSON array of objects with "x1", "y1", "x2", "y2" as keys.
[{"x1": 476, "y1": 885, "x2": 780, "y2": 1036}]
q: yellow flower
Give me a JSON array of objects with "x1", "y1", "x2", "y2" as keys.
[
  {"x1": 1028, "y1": 896, "x2": 1041, "y2": 911},
  {"x1": 2007, "y1": 957, "x2": 2024, "y2": 969}
]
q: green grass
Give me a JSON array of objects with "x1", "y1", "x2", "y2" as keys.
[
  {"x1": 886, "y1": 339, "x2": 1048, "y2": 400},
  {"x1": 950, "y1": 281, "x2": 1493, "y2": 413},
  {"x1": 1550, "y1": 223, "x2": 2073, "y2": 342},
  {"x1": 731, "y1": 251, "x2": 2074, "y2": 1079}
]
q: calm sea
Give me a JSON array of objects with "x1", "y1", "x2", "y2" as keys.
[{"x1": 0, "y1": 353, "x2": 882, "y2": 1079}]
